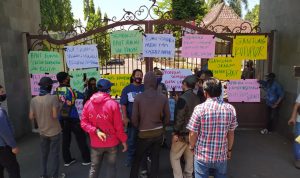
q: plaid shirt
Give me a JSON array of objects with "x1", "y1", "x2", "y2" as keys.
[{"x1": 187, "y1": 97, "x2": 238, "y2": 163}]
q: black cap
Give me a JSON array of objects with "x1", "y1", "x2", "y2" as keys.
[
  {"x1": 56, "y1": 72, "x2": 72, "y2": 83},
  {"x1": 182, "y1": 75, "x2": 198, "y2": 89},
  {"x1": 38, "y1": 77, "x2": 57, "y2": 87},
  {"x1": 266, "y1": 73, "x2": 276, "y2": 79}
]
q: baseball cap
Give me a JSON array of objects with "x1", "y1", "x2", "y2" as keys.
[
  {"x1": 56, "y1": 72, "x2": 73, "y2": 83},
  {"x1": 38, "y1": 77, "x2": 57, "y2": 87},
  {"x1": 97, "y1": 79, "x2": 114, "y2": 90}
]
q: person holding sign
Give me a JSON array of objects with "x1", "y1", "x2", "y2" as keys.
[
  {"x1": 130, "y1": 71, "x2": 170, "y2": 178},
  {"x1": 56, "y1": 72, "x2": 91, "y2": 167},
  {"x1": 81, "y1": 79, "x2": 128, "y2": 178},
  {"x1": 288, "y1": 94, "x2": 300, "y2": 169},
  {"x1": 29, "y1": 77, "x2": 65, "y2": 178},
  {"x1": 187, "y1": 78, "x2": 238, "y2": 178},
  {"x1": 170, "y1": 75, "x2": 200, "y2": 178},
  {"x1": 120, "y1": 69, "x2": 145, "y2": 167},
  {"x1": 0, "y1": 85, "x2": 21, "y2": 178},
  {"x1": 258, "y1": 73, "x2": 284, "y2": 134}
]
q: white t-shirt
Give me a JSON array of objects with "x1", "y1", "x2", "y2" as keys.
[{"x1": 296, "y1": 94, "x2": 300, "y2": 122}]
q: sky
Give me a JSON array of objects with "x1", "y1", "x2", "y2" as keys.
[{"x1": 70, "y1": 0, "x2": 260, "y2": 26}]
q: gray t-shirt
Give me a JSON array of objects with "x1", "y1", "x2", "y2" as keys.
[
  {"x1": 296, "y1": 94, "x2": 300, "y2": 123},
  {"x1": 30, "y1": 94, "x2": 61, "y2": 137}
]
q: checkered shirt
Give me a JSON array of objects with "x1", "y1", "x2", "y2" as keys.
[{"x1": 187, "y1": 97, "x2": 238, "y2": 163}]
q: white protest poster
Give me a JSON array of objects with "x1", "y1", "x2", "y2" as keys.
[
  {"x1": 169, "y1": 98, "x2": 175, "y2": 122},
  {"x1": 227, "y1": 79, "x2": 260, "y2": 102},
  {"x1": 65, "y1": 44, "x2": 99, "y2": 69},
  {"x1": 75, "y1": 99, "x2": 84, "y2": 119},
  {"x1": 162, "y1": 69, "x2": 193, "y2": 91},
  {"x1": 143, "y1": 34, "x2": 175, "y2": 58}
]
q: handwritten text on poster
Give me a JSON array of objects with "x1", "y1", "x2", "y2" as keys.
[
  {"x1": 208, "y1": 57, "x2": 241, "y2": 80},
  {"x1": 30, "y1": 74, "x2": 59, "y2": 95},
  {"x1": 110, "y1": 30, "x2": 142, "y2": 55},
  {"x1": 162, "y1": 69, "x2": 193, "y2": 91},
  {"x1": 143, "y1": 34, "x2": 175, "y2": 58},
  {"x1": 102, "y1": 74, "x2": 131, "y2": 97},
  {"x1": 227, "y1": 79, "x2": 260, "y2": 102},
  {"x1": 28, "y1": 51, "x2": 63, "y2": 74}
]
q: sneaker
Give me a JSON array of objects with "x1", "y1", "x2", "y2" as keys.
[
  {"x1": 64, "y1": 159, "x2": 76, "y2": 167},
  {"x1": 140, "y1": 170, "x2": 148, "y2": 178},
  {"x1": 32, "y1": 128, "x2": 39, "y2": 133},
  {"x1": 81, "y1": 162, "x2": 91, "y2": 166},
  {"x1": 260, "y1": 128, "x2": 268, "y2": 134}
]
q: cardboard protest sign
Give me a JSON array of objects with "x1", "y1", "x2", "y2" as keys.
[
  {"x1": 143, "y1": 34, "x2": 175, "y2": 58},
  {"x1": 30, "y1": 74, "x2": 59, "y2": 96},
  {"x1": 110, "y1": 30, "x2": 143, "y2": 55},
  {"x1": 227, "y1": 79, "x2": 260, "y2": 102},
  {"x1": 181, "y1": 34, "x2": 216, "y2": 58},
  {"x1": 232, "y1": 35, "x2": 268, "y2": 60},
  {"x1": 65, "y1": 44, "x2": 99, "y2": 69},
  {"x1": 28, "y1": 51, "x2": 63, "y2": 74},
  {"x1": 102, "y1": 74, "x2": 131, "y2": 97},
  {"x1": 162, "y1": 69, "x2": 193, "y2": 91},
  {"x1": 169, "y1": 98, "x2": 175, "y2": 122},
  {"x1": 208, "y1": 57, "x2": 242, "y2": 80},
  {"x1": 69, "y1": 68, "x2": 100, "y2": 92}
]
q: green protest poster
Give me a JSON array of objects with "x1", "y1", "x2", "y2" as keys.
[
  {"x1": 70, "y1": 68, "x2": 101, "y2": 92},
  {"x1": 28, "y1": 51, "x2": 63, "y2": 74},
  {"x1": 110, "y1": 30, "x2": 143, "y2": 55}
]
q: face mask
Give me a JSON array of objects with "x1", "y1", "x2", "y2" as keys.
[
  {"x1": 0, "y1": 94, "x2": 6, "y2": 102},
  {"x1": 134, "y1": 77, "x2": 142, "y2": 84},
  {"x1": 156, "y1": 77, "x2": 162, "y2": 84}
]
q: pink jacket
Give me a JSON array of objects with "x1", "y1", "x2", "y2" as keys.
[{"x1": 81, "y1": 92, "x2": 127, "y2": 148}]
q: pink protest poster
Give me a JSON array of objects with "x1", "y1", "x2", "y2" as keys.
[
  {"x1": 30, "y1": 74, "x2": 59, "y2": 96},
  {"x1": 227, "y1": 79, "x2": 260, "y2": 102},
  {"x1": 181, "y1": 34, "x2": 216, "y2": 58},
  {"x1": 162, "y1": 69, "x2": 193, "y2": 91}
]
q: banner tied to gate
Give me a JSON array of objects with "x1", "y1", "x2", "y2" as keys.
[
  {"x1": 232, "y1": 35, "x2": 268, "y2": 60},
  {"x1": 110, "y1": 30, "x2": 143, "y2": 55},
  {"x1": 208, "y1": 57, "x2": 241, "y2": 80},
  {"x1": 28, "y1": 51, "x2": 63, "y2": 74},
  {"x1": 181, "y1": 34, "x2": 216, "y2": 58},
  {"x1": 162, "y1": 69, "x2": 193, "y2": 91},
  {"x1": 65, "y1": 44, "x2": 99, "y2": 69},
  {"x1": 227, "y1": 79, "x2": 260, "y2": 102},
  {"x1": 102, "y1": 74, "x2": 131, "y2": 97},
  {"x1": 143, "y1": 34, "x2": 175, "y2": 58},
  {"x1": 30, "y1": 74, "x2": 59, "y2": 96},
  {"x1": 69, "y1": 68, "x2": 100, "y2": 92}
]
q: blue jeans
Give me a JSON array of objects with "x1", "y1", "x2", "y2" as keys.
[
  {"x1": 194, "y1": 159, "x2": 227, "y2": 178},
  {"x1": 40, "y1": 133, "x2": 61, "y2": 178},
  {"x1": 294, "y1": 122, "x2": 300, "y2": 160},
  {"x1": 126, "y1": 126, "x2": 138, "y2": 164}
]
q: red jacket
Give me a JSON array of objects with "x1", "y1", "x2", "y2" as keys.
[{"x1": 81, "y1": 92, "x2": 127, "y2": 148}]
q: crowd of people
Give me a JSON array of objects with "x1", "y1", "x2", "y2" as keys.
[{"x1": 0, "y1": 64, "x2": 300, "y2": 178}]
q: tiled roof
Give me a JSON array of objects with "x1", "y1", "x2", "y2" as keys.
[{"x1": 202, "y1": 3, "x2": 252, "y2": 32}]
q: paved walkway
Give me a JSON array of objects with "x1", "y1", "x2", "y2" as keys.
[{"x1": 10, "y1": 130, "x2": 300, "y2": 178}]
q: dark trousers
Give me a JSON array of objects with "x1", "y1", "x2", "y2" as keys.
[
  {"x1": 61, "y1": 118, "x2": 91, "y2": 163},
  {"x1": 267, "y1": 106, "x2": 278, "y2": 132},
  {"x1": 40, "y1": 134, "x2": 61, "y2": 178},
  {"x1": 0, "y1": 146, "x2": 20, "y2": 178},
  {"x1": 130, "y1": 135, "x2": 163, "y2": 178}
]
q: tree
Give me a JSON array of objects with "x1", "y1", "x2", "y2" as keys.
[
  {"x1": 207, "y1": 0, "x2": 248, "y2": 17},
  {"x1": 172, "y1": 0, "x2": 206, "y2": 20},
  {"x1": 40, "y1": 0, "x2": 75, "y2": 31},
  {"x1": 245, "y1": 4, "x2": 259, "y2": 26}
]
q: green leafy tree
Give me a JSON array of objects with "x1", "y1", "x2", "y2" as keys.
[
  {"x1": 172, "y1": 0, "x2": 206, "y2": 20},
  {"x1": 40, "y1": 0, "x2": 75, "y2": 31},
  {"x1": 245, "y1": 4, "x2": 259, "y2": 26},
  {"x1": 207, "y1": 0, "x2": 248, "y2": 17}
]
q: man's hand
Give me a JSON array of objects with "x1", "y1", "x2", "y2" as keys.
[
  {"x1": 271, "y1": 103, "x2": 278, "y2": 109},
  {"x1": 123, "y1": 117, "x2": 130, "y2": 128},
  {"x1": 288, "y1": 118, "x2": 296, "y2": 126},
  {"x1": 122, "y1": 142, "x2": 128, "y2": 152},
  {"x1": 12, "y1": 147, "x2": 19, "y2": 155},
  {"x1": 172, "y1": 134, "x2": 179, "y2": 143},
  {"x1": 227, "y1": 151, "x2": 232, "y2": 160},
  {"x1": 97, "y1": 130, "x2": 106, "y2": 141}
]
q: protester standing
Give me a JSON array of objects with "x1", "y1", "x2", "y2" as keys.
[
  {"x1": 130, "y1": 72, "x2": 170, "y2": 178},
  {"x1": 29, "y1": 77, "x2": 65, "y2": 178},
  {"x1": 81, "y1": 79, "x2": 128, "y2": 178},
  {"x1": 56, "y1": 72, "x2": 91, "y2": 166},
  {"x1": 170, "y1": 75, "x2": 200, "y2": 178},
  {"x1": 83, "y1": 77, "x2": 97, "y2": 105},
  {"x1": 187, "y1": 78, "x2": 238, "y2": 178},
  {"x1": 0, "y1": 85, "x2": 20, "y2": 178}
]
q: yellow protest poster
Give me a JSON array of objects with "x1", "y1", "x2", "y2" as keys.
[
  {"x1": 233, "y1": 35, "x2": 268, "y2": 60},
  {"x1": 102, "y1": 74, "x2": 131, "y2": 97},
  {"x1": 208, "y1": 57, "x2": 242, "y2": 80}
]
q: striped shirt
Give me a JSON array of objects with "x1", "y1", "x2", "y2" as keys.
[{"x1": 187, "y1": 97, "x2": 238, "y2": 163}]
